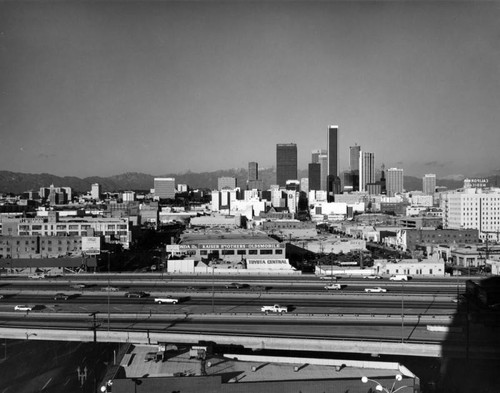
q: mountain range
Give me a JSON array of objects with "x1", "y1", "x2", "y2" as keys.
[{"x1": 0, "y1": 169, "x2": 497, "y2": 195}]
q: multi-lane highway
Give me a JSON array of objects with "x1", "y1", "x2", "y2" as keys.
[{"x1": 0, "y1": 275, "x2": 470, "y2": 350}]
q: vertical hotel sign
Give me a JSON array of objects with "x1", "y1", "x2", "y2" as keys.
[{"x1": 82, "y1": 236, "x2": 101, "y2": 255}]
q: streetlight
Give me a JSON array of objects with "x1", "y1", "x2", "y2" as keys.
[
  {"x1": 101, "y1": 250, "x2": 111, "y2": 333},
  {"x1": 361, "y1": 374, "x2": 409, "y2": 393},
  {"x1": 401, "y1": 281, "x2": 404, "y2": 343}
]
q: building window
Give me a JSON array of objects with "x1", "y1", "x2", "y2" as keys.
[
  {"x1": 260, "y1": 250, "x2": 272, "y2": 255},
  {"x1": 222, "y1": 250, "x2": 235, "y2": 255},
  {"x1": 249, "y1": 250, "x2": 258, "y2": 255},
  {"x1": 275, "y1": 249, "x2": 283, "y2": 254},
  {"x1": 237, "y1": 250, "x2": 246, "y2": 255}
]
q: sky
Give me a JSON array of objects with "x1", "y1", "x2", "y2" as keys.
[{"x1": 1, "y1": 1, "x2": 499, "y2": 179}]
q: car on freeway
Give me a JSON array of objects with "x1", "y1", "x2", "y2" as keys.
[
  {"x1": 101, "y1": 286, "x2": 119, "y2": 292},
  {"x1": 70, "y1": 284, "x2": 87, "y2": 289},
  {"x1": 125, "y1": 291, "x2": 149, "y2": 298},
  {"x1": 324, "y1": 283, "x2": 342, "y2": 290},
  {"x1": 29, "y1": 273, "x2": 46, "y2": 279},
  {"x1": 364, "y1": 275, "x2": 383, "y2": 279},
  {"x1": 364, "y1": 287, "x2": 387, "y2": 293},
  {"x1": 14, "y1": 305, "x2": 33, "y2": 311},
  {"x1": 225, "y1": 283, "x2": 247, "y2": 289},
  {"x1": 154, "y1": 296, "x2": 179, "y2": 304},
  {"x1": 389, "y1": 274, "x2": 411, "y2": 281},
  {"x1": 0, "y1": 294, "x2": 4, "y2": 299},
  {"x1": 54, "y1": 293, "x2": 70, "y2": 300}
]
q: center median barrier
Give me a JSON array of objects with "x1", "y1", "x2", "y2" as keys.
[{"x1": 0, "y1": 310, "x2": 455, "y2": 324}]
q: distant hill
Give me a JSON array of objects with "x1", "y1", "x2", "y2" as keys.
[{"x1": 0, "y1": 169, "x2": 496, "y2": 195}]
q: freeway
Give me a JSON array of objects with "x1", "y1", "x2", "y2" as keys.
[{"x1": 0, "y1": 274, "x2": 482, "y2": 358}]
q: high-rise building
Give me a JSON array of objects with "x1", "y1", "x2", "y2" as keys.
[
  {"x1": 300, "y1": 178, "x2": 309, "y2": 194},
  {"x1": 311, "y1": 149, "x2": 326, "y2": 164},
  {"x1": 359, "y1": 152, "x2": 375, "y2": 192},
  {"x1": 91, "y1": 183, "x2": 101, "y2": 201},
  {"x1": 247, "y1": 162, "x2": 263, "y2": 190},
  {"x1": 327, "y1": 125, "x2": 338, "y2": 178},
  {"x1": 276, "y1": 143, "x2": 297, "y2": 187},
  {"x1": 154, "y1": 178, "x2": 176, "y2": 199},
  {"x1": 442, "y1": 187, "x2": 500, "y2": 241},
  {"x1": 248, "y1": 162, "x2": 258, "y2": 182},
  {"x1": 319, "y1": 154, "x2": 328, "y2": 191},
  {"x1": 423, "y1": 174, "x2": 437, "y2": 195},
  {"x1": 218, "y1": 177, "x2": 237, "y2": 190},
  {"x1": 349, "y1": 144, "x2": 361, "y2": 192},
  {"x1": 386, "y1": 168, "x2": 404, "y2": 197},
  {"x1": 308, "y1": 163, "x2": 321, "y2": 191}
]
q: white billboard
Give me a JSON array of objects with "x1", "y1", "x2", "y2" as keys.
[
  {"x1": 82, "y1": 237, "x2": 101, "y2": 255},
  {"x1": 246, "y1": 258, "x2": 295, "y2": 271}
]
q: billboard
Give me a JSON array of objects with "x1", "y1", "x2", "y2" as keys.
[{"x1": 82, "y1": 237, "x2": 101, "y2": 255}]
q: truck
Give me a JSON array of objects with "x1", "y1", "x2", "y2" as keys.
[
  {"x1": 154, "y1": 296, "x2": 179, "y2": 304},
  {"x1": 389, "y1": 274, "x2": 410, "y2": 281},
  {"x1": 261, "y1": 304, "x2": 288, "y2": 314}
]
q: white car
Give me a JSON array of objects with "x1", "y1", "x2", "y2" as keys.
[
  {"x1": 14, "y1": 305, "x2": 33, "y2": 311},
  {"x1": 364, "y1": 275, "x2": 383, "y2": 280},
  {"x1": 324, "y1": 284, "x2": 342, "y2": 290},
  {"x1": 29, "y1": 274, "x2": 45, "y2": 279},
  {"x1": 364, "y1": 287, "x2": 387, "y2": 293},
  {"x1": 154, "y1": 296, "x2": 179, "y2": 304},
  {"x1": 101, "y1": 286, "x2": 119, "y2": 292}
]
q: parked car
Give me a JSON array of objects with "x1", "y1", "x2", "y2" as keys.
[
  {"x1": 14, "y1": 305, "x2": 33, "y2": 311},
  {"x1": 125, "y1": 291, "x2": 149, "y2": 298},
  {"x1": 365, "y1": 287, "x2": 387, "y2": 293},
  {"x1": 54, "y1": 293, "x2": 70, "y2": 300}
]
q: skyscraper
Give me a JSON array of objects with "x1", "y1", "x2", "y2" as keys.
[
  {"x1": 423, "y1": 174, "x2": 437, "y2": 195},
  {"x1": 327, "y1": 125, "x2": 338, "y2": 179},
  {"x1": 276, "y1": 143, "x2": 297, "y2": 187},
  {"x1": 319, "y1": 154, "x2": 328, "y2": 191},
  {"x1": 386, "y1": 168, "x2": 404, "y2": 197},
  {"x1": 327, "y1": 125, "x2": 340, "y2": 200},
  {"x1": 359, "y1": 152, "x2": 375, "y2": 191},
  {"x1": 248, "y1": 162, "x2": 258, "y2": 182},
  {"x1": 308, "y1": 163, "x2": 321, "y2": 191},
  {"x1": 349, "y1": 144, "x2": 361, "y2": 192}
]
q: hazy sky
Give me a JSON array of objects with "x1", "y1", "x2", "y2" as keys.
[{"x1": 1, "y1": 1, "x2": 499, "y2": 178}]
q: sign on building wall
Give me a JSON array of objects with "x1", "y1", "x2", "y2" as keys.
[
  {"x1": 82, "y1": 237, "x2": 101, "y2": 255},
  {"x1": 246, "y1": 258, "x2": 294, "y2": 270}
]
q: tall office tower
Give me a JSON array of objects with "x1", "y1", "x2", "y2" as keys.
[
  {"x1": 311, "y1": 149, "x2": 326, "y2": 164},
  {"x1": 248, "y1": 162, "x2": 258, "y2": 182},
  {"x1": 359, "y1": 152, "x2": 375, "y2": 191},
  {"x1": 327, "y1": 125, "x2": 340, "y2": 201},
  {"x1": 349, "y1": 144, "x2": 361, "y2": 192},
  {"x1": 380, "y1": 164, "x2": 387, "y2": 195},
  {"x1": 276, "y1": 143, "x2": 297, "y2": 187},
  {"x1": 91, "y1": 183, "x2": 101, "y2": 200},
  {"x1": 423, "y1": 174, "x2": 437, "y2": 195},
  {"x1": 308, "y1": 163, "x2": 321, "y2": 191},
  {"x1": 218, "y1": 177, "x2": 237, "y2": 190},
  {"x1": 327, "y1": 125, "x2": 338, "y2": 178},
  {"x1": 319, "y1": 154, "x2": 328, "y2": 191},
  {"x1": 247, "y1": 162, "x2": 263, "y2": 190},
  {"x1": 386, "y1": 168, "x2": 404, "y2": 197},
  {"x1": 154, "y1": 177, "x2": 176, "y2": 199}
]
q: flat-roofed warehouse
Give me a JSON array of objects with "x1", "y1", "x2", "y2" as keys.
[{"x1": 168, "y1": 230, "x2": 285, "y2": 263}]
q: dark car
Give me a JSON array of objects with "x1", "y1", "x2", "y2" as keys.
[
  {"x1": 54, "y1": 293, "x2": 70, "y2": 300},
  {"x1": 225, "y1": 283, "x2": 247, "y2": 289},
  {"x1": 125, "y1": 291, "x2": 149, "y2": 298}
]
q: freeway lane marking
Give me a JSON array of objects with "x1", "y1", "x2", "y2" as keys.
[{"x1": 41, "y1": 377, "x2": 52, "y2": 390}]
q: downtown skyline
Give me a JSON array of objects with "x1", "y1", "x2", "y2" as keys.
[{"x1": 1, "y1": 1, "x2": 499, "y2": 179}]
